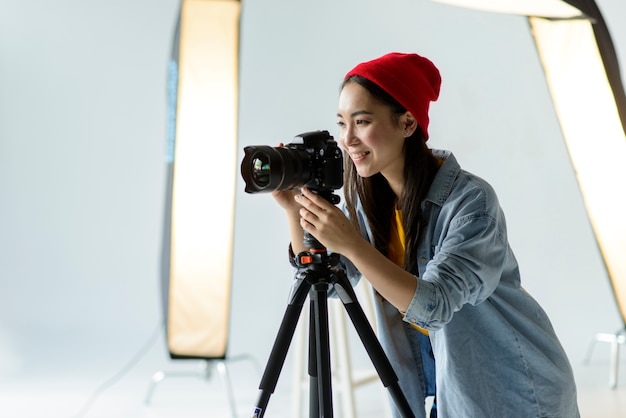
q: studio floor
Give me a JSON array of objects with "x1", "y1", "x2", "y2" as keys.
[{"x1": 1, "y1": 339, "x2": 625, "y2": 418}]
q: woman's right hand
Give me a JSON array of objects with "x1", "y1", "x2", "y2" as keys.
[{"x1": 272, "y1": 189, "x2": 302, "y2": 212}]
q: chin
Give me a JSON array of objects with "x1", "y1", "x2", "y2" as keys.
[{"x1": 356, "y1": 169, "x2": 376, "y2": 178}]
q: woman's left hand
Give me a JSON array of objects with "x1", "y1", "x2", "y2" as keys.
[
  {"x1": 296, "y1": 189, "x2": 417, "y2": 313},
  {"x1": 294, "y1": 187, "x2": 363, "y2": 254}
]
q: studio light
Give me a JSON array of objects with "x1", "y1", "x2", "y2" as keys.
[{"x1": 162, "y1": 0, "x2": 241, "y2": 360}]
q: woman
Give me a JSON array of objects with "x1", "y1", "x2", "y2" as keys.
[{"x1": 273, "y1": 52, "x2": 579, "y2": 417}]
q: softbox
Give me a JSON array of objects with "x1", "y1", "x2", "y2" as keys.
[{"x1": 161, "y1": 0, "x2": 241, "y2": 359}]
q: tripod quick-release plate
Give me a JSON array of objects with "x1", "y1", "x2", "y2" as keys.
[{"x1": 295, "y1": 251, "x2": 340, "y2": 269}]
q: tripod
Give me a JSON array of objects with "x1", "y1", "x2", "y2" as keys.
[{"x1": 251, "y1": 194, "x2": 415, "y2": 418}]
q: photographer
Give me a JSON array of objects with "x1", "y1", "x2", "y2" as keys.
[{"x1": 273, "y1": 52, "x2": 579, "y2": 417}]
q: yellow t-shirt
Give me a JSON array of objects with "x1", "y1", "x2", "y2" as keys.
[
  {"x1": 389, "y1": 207, "x2": 429, "y2": 335},
  {"x1": 388, "y1": 208, "x2": 406, "y2": 267}
]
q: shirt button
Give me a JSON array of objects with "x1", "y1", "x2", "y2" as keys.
[
  {"x1": 410, "y1": 318, "x2": 417, "y2": 324},
  {"x1": 420, "y1": 257, "x2": 427, "y2": 264}
]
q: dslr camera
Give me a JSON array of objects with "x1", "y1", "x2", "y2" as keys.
[{"x1": 241, "y1": 130, "x2": 343, "y2": 195}]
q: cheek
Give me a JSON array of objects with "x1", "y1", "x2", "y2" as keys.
[{"x1": 364, "y1": 132, "x2": 387, "y2": 149}]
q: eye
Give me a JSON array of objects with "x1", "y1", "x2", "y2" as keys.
[
  {"x1": 336, "y1": 120, "x2": 345, "y2": 128},
  {"x1": 355, "y1": 119, "x2": 370, "y2": 125}
]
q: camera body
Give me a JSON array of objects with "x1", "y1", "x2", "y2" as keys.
[{"x1": 241, "y1": 130, "x2": 343, "y2": 194}]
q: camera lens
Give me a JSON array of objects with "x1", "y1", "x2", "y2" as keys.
[
  {"x1": 241, "y1": 145, "x2": 310, "y2": 193},
  {"x1": 251, "y1": 154, "x2": 271, "y2": 188}
]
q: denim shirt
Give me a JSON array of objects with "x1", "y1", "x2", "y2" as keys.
[{"x1": 339, "y1": 150, "x2": 579, "y2": 418}]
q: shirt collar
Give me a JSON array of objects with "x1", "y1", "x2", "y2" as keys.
[{"x1": 425, "y1": 149, "x2": 461, "y2": 207}]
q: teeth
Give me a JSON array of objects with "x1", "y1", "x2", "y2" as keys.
[{"x1": 351, "y1": 151, "x2": 369, "y2": 159}]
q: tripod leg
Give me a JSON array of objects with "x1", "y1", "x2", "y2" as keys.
[
  {"x1": 311, "y1": 282, "x2": 334, "y2": 417},
  {"x1": 308, "y1": 299, "x2": 320, "y2": 418},
  {"x1": 333, "y1": 277, "x2": 416, "y2": 418},
  {"x1": 251, "y1": 277, "x2": 311, "y2": 418}
]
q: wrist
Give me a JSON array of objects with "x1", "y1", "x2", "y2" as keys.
[{"x1": 337, "y1": 235, "x2": 369, "y2": 260}]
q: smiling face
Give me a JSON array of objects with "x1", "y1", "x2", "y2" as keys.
[{"x1": 337, "y1": 81, "x2": 414, "y2": 196}]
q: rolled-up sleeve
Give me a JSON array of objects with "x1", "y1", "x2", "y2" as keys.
[{"x1": 404, "y1": 193, "x2": 508, "y2": 331}]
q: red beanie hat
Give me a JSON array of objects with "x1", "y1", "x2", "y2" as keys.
[{"x1": 344, "y1": 52, "x2": 441, "y2": 140}]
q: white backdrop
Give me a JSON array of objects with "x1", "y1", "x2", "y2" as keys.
[{"x1": 1, "y1": 0, "x2": 625, "y2": 398}]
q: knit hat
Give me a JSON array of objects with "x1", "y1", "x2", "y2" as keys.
[{"x1": 344, "y1": 52, "x2": 441, "y2": 140}]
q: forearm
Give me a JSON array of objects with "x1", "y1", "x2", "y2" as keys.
[
  {"x1": 341, "y1": 238, "x2": 418, "y2": 312},
  {"x1": 286, "y1": 210, "x2": 307, "y2": 254}
]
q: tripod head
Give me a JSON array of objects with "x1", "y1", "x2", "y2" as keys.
[{"x1": 295, "y1": 190, "x2": 341, "y2": 273}]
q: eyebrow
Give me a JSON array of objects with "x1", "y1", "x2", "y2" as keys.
[{"x1": 336, "y1": 109, "x2": 374, "y2": 118}]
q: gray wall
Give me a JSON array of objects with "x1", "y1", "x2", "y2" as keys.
[{"x1": 1, "y1": 0, "x2": 625, "y2": 383}]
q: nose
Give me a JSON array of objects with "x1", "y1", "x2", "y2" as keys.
[{"x1": 341, "y1": 124, "x2": 358, "y2": 148}]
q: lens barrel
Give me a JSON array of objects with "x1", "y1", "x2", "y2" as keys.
[{"x1": 241, "y1": 146, "x2": 312, "y2": 193}]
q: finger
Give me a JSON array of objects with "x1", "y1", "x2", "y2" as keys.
[
  {"x1": 295, "y1": 194, "x2": 326, "y2": 220},
  {"x1": 300, "y1": 187, "x2": 333, "y2": 211},
  {"x1": 299, "y1": 213, "x2": 317, "y2": 233},
  {"x1": 299, "y1": 207, "x2": 318, "y2": 225}
]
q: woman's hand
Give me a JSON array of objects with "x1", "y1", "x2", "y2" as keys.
[
  {"x1": 272, "y1": 188, "x2": 302, "y2": 212},
  {"x1": 294, "y1": 187, "x2": 363, "y2": 254}
]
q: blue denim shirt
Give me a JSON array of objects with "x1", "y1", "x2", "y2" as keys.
[{"x1": 339, "y1": 150, "x2": 579, "y2": 417}]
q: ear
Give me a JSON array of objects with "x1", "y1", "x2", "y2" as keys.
[{"x1": 401, "y1": 111, "x2": 418, "y2": 137}]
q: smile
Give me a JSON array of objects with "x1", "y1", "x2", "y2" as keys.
[{"x1": 351, "y1": 151, "x2": 370, "y2": 162}]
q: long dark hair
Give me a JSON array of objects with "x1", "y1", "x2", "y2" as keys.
[{"x1": 342, "y1": 76, "x2": 439, "y2": 275}]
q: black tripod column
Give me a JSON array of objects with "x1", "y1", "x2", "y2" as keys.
[
  {"x1": 309, "y1": 281, "x2": 334, "y2": 418},
  {"x1": 307, "y1": 299, "x2": 320, "y2": 418}
]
